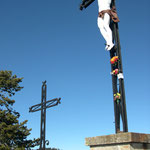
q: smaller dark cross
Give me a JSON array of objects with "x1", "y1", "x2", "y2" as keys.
[{"x1": 29, "y1": 81, "x2": 61, "y2": 150}]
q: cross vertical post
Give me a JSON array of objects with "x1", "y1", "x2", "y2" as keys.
[
  {"x1": 40, "y1": 81, "x2": 47, "y2": 149},
  {"x1": 110, "y1": 0, "x2": 128, "y2": 133}
]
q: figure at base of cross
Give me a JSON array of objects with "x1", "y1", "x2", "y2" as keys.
[{"x1": 97, "y1": 0, "x2": 119, "y2": 51}]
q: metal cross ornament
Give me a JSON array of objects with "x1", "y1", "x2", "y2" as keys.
[{"x1": 29, "y1": 81, "x2": 61, "y2": 150}]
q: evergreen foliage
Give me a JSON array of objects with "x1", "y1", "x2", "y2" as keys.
[{"x1": 0, "y1": 70, "x2": 40, "y2": 149}]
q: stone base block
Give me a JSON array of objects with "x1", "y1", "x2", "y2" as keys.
[{"x1": 85, "y1": 132, "x2": 150, "y2": 150}]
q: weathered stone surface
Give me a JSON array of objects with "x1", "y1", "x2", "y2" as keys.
[
  {"x1": 85, "y1": 132, "x2": 150, "y2": 146},
  {"x1": 131, "y1": 143, "x2": 150, "y2": 150},
  {"x1": 89, "y1": 143, "x2": 150, "y2": 150},
  {"x1": 90, "y1": 144, "x2": 131, "y2": 150},
  {"x1": 85, "y1": 132, "x2": 150, "y2": 150}
]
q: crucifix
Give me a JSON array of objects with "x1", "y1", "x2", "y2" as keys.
[
  {"x1": 29, "y1": 81, "x2": 61, "y2": 150},
  {"x1": 80, "y1": 0, "x2": 128, "y2": 133}
]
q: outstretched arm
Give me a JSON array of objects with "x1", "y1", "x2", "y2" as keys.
[{"x1": 80, "y1": 0, "x2": 95, "y2": 10}]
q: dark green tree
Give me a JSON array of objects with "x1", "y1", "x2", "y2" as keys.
[{"x1": 0, "y1": 70, "x2": 40, "y2": 150}]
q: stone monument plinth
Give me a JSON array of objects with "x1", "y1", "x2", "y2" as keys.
[{"x1": 85, "y1": 132, "x2": 150, "y2": 150}]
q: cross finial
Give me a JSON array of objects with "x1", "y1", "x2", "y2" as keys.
[{"x1": 43, "y1": 80, "x2": 47, "y2": 85}]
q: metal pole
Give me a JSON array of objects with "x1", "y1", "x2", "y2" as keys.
[
  {"x1": 110, "y1": 21, "x2": 120, "y2": 133},
  {"x1": 115, "y1": 24, "x2": 128, "y2": 132},
  {"x1": 110, "y1": 0, "x2": 128, "y2": 133},
  {"x1": 40, "y1": 81, "x2": 47, "y2": 150},
  {"x1": 43, "y1": 83, "x2": 47, "y2": 149},
  {"x1": 40, "y1": 83, "x2": 44, "y2": 149}
]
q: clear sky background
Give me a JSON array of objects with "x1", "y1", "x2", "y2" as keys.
[{"x1": 0, "y1": 0, "x2": 150, "y2": 150}]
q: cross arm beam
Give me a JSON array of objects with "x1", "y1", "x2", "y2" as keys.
[
  {"x1": 29, "y1": 98, "x2": 61, "y2": 112},
  {"x1": 80, "y1": 0, "x2": 95, "y2": 10}
]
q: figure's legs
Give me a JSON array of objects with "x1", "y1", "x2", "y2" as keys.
[
  {"x1": 97, "y1": 17, "x2": 109, "y2": 48},
  {"x1": 103, "y1": 13, "x2": 114, "y2": 50},
  {"x1": 97, "y1": 13, "x2": 114, "y2": 50}
]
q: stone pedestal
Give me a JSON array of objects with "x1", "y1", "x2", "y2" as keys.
[{"x1": 85, "y1": 132, "x2": 150, "y2": 150}]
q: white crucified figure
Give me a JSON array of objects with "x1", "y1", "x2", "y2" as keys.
[{"x1": 97, "y1": 0, "x2": 119, "y2": 51}]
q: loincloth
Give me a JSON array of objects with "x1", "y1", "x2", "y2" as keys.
[{"x1": 98, "y1": 6, "x2": 120, "y2": 23}]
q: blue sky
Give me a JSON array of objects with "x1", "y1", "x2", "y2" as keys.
[{"x1": 0, "y1": 0, "x2": 150, "y2": 150}]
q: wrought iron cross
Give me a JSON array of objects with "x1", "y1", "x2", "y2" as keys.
[{"x1": 29, "y1": 81, "x2": 61, "y2": 150}]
